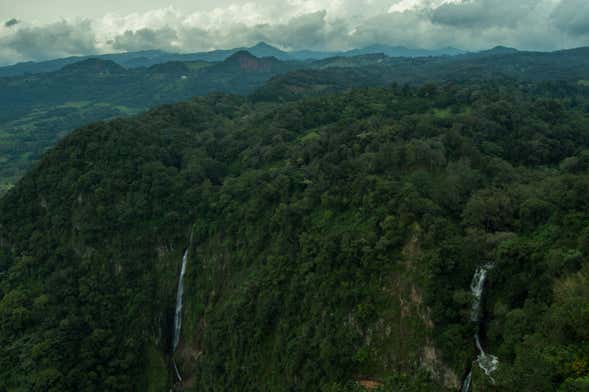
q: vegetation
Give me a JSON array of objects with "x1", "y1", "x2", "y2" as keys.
[
  {"x1": 2, "y1": 47, "x2": 589, "y2": 194},
  {"x1": 1, "y1": 81, "x2": 589, "y2": 390},
  {"x1": 255, "y1": 48, "x2": 589, "y2": 102},
  {"x1": 0, "y1": 101, "x2": 141, "y2": 194},
  {"x1": 0, "y1": 53, "x2": 301, "y2": 194}
]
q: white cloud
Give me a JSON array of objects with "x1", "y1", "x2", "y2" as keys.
[
  {"x1": 0, "y1": 20, "x2": 98, "y2": 64},
  {"x1": 389, "y1": 0, "x2": 464, "y2": 13},
  {"x1": 0, "y1": 0, "x2": 586, "y2": 65}
]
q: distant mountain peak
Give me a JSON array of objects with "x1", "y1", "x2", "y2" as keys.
[
  {"x1": 485, "y1": 46, "x2": 519, "y2": 54},
  {"x1": 227, "y1": 50, "x2": 258, "y2": 61},
  {"x1": 224, "y1": 51, "x2": 279, "y2": 72},
  {"x1": 252, "y1": 42, "x2": 275, "y2": 49},
  {"x1": 246, "y1": 42, "x2": 291, "y2": 60}
]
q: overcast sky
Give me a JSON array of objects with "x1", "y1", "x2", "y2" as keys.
[{"x1": 0, "y1": 0, "x2": 588, "y2": 65}]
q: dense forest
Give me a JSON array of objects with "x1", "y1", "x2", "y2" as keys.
[
  {"x1": 0, "y1": 52, "x2": 300, "y2": 194},
  {"x1": 1, "y1": 81, "x2": 588, "y2": 391},
  {"x1": 2, "y1": 46, "x2": 589, "y2": 195}
]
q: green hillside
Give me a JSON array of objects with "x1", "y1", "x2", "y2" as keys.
[
  {"x1": 2, "y1": 48, "x2": 589, "y2": 195},
  {"x1": 1, "y1": 83, "x2": 589, "y2": 391},
  {"x1": 0, "y1": 53, "x2": 303, "y2": 195}
]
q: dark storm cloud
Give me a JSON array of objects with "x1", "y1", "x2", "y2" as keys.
[
  {"x1": 2, "y1": 20, "x2": 97, "y2": 61},
  {"x1": 112, "y1": 27, "x2": 178, "y2": 51},
  {"x1": 4, "y1": 18, "x2": 20, "y2": 28},
  {"x1": 551, "y1": 0, "x2": 589, "y2": 36}
]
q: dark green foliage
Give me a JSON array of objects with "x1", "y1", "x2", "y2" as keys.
[
  {"x1": 0, "y1": 54, "x2": 302, "y2": 194},
  {"x1": 254, "y1": 48, "x2": 589, "y2": 102},
  {"x1": 1, "y1": 83, "x2": 589, "y2": 391},
  {"x1": 3, "y1": 47, "x2": 589, "y2": 194}
]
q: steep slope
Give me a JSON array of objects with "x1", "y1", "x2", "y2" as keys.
[
  {"x1": 1, "y1": 84, "x2": 589, "y2": 391},
  {"x1": 0, "y1": 94, "x2": 250, "y2": 391}
]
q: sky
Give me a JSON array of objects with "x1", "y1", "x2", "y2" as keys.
[{"x1": 0, "y1": 0, "x2": 588, "y2": 65}]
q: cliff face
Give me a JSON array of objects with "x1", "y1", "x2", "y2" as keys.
[{"x1": 172, "y1": 224, "x2": 458, "y2": 390}]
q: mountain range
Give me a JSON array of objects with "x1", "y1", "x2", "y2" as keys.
[
  {"x1": 0, "y1": 42, "x2": 467, "y2": 77},
  {"x1": 1, "y1": 45, "x2": 589, "y2": 195}
]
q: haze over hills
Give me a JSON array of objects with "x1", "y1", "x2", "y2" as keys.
[
  {"x1": 2, "y1": 46, "x2": 589, "y2": 194},
  {"x1": 256, "y1": 46, "x2": 589, "y2": 101},
  {"x1": 0, "y1": 42, "x2": 468, "y2": 77}
]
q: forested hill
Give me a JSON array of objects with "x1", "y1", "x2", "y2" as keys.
[
  {"x1": 2, "y1": 47, "x2": 589, "y2": 195},
  {"x1": 0, "y1": 52, "x2": 302, "y2": 194},
  {"x1": 255, "y1": 47, "x2": 589, "y2": 101},
  {"x1": 1, "y1": 82, "x2": 589, "y2": 391}
]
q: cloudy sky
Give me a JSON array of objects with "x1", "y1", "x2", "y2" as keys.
[{"x1": 0, "y1": 0, "x2": 588, "y2": 65}]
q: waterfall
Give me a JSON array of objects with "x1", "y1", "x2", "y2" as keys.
[
  {"x1": 475, "y1": 334, "x2": 499, "y2": 380},
  {"x1": 462, "y1": 264, "x2": 499, "y2": 391},
  {"x1": 470, "y1": 266, "x2": 489, "y2": 322},
  {"x1": 461, "y1": 370, "x2": 472, "y2": 392},
  {"x1": 172, "y1": 358, "x2": 182, "y2": 382},
  {"x1": 172, "y1": 248, "x2": 189, "y2": 353}
]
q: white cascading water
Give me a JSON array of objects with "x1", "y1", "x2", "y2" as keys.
[
  {"x1": 462, "y1": 264, "x2": 499, "y2": 392},
  {"x1": 470, "y1": 266, "x2": 489, "y2": 322},
  {"x1": 172, "y1": 358, "x2": 182, "y2": 382},
  {"x1": 172, "y1": 249, "x2": 189, "y2": 353},
  {"x1": 461, "y1": 370, "x2": 472, "y2": 392}
]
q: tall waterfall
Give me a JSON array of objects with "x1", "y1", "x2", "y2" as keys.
[
  {"x1": 461, "y1": 370, "x2": 472, "y2": 392},
  {"x1": 172, "y1": 248, "x2": 189, "y2": 353},
  {"x1": 462, "y1": 264, "x2": 499, "y2": 392}
]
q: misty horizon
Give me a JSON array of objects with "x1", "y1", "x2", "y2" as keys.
[{"x1": 1, "y1": 0, "x2": 588, "y2": 66}]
